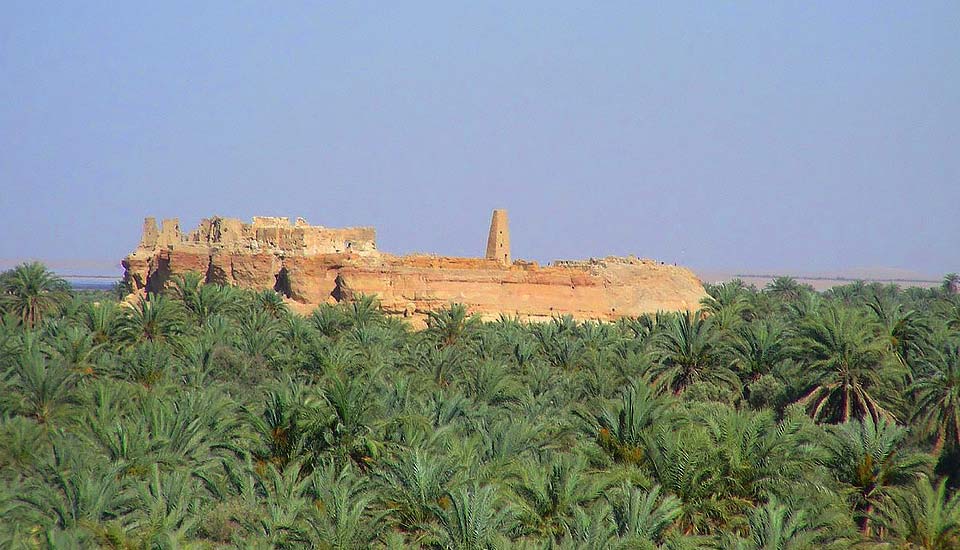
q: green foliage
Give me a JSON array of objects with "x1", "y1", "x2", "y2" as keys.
[
  {"x1": 0, "y1": 263, "x2": 958, "y2": 548},
  {"x1": 0, "y1": 261, "x2": 71, "y2": 327}
]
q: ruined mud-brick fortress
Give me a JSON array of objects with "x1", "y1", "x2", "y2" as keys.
[{"x1": 122, "y1": 210, "x2": 707, "y2": 323}]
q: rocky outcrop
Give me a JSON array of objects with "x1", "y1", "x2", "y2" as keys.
[{"x1": 122, "y1": 214, "x2": 708, "y2": 323}]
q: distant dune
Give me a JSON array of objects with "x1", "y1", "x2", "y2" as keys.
[{"x1": 695, "y1": 267, "x2": 942, "y2": 290}]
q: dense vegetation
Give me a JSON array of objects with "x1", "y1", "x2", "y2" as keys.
[{"x1": 2, "y1": 261, "x2": 960, "y2": 549}]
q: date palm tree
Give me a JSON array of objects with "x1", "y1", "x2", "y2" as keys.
[
  {"x1": 765, "y1": 276, "x2": 807, "y2": 302},
  {"x1": 18, "y1": 443, "x2": 133, "y2": 534},
  {"x1": 248, "y1": 385, "x2": 305, "y2": 469},
  {"x1": 589, "y1": 381, "x2": 673, "y2": 465},
  {"x1": 649, "y1": 311, "x2": 738, "y2": 395},
  {"x1": 80, "y1": 301, "x2": 121, "y2": 347},
  {"x1": 374, "y1": 447, "x2": 456, "y2": 536},
  {"x1": 254, "y1": 289, "x2": 289, "y2": 319},
  {"x1": 8, "y1": 349, "x2": 79, "y2": 424},
  {"x1": 727, "y1": 319, "x2": 793, "y2": 383},
  {"x1": 0, "y1": 262, "x2": 71, "y2": 327},
  {"x1": 910, "y1": 341, "x2": 960, "y2": 457},
  {"x1": 307, "y1": 462, "x2": 383, "y2": 549},
  {"x1": 168, "y1": 271, "x2": 204, "y2": 307},
  {"x1": 127, "y1": 464, "x2": 203, "y2": 548},
  {"x1": 49, "y1": 325, "x2": 102, "y2": 376},
  {"x1": 426, "y1": 303, "x2": 480, "y2": 349},
  {"x1": 825, "y1": 416, "x2": 931, "y2": 535},
  {"x1": 875, "y1": 475, "x2": 960, "y2": 550},
  {"x1": 510, "y1": 453, "x2": 606, "y2": 542},
  {"x1": 344, "y1": 294, "x2": 384, "y2": 329},
  {"x1": 302, "y1": 376, "x2": 382, "y2": 468},
  {"x1": 795, "y1": 306, "x2": 901, "y2": 423},
  {"x1": 608, "y1": 483, "x2": 681, "y2": 545},
  {"x1": 117, "y1": 294, "x2": 185, "y2": 344},
  {"x1": 866, "y1": 294, "x2": 928, "y2": 368},
  {"x1": 701, "y1": 281, "x2": 753, "y2": 331},
  {"x1": 169, "y1": 272, "x2": 238, "y2": 326},
  {"x1": 721, "y1": 497, "x2": 854, "y2": 550},
  {"x1": 434, "y1": 484, "x2": 515, "y2": 550}
]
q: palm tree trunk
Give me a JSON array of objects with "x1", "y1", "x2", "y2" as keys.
[
  {"x1": 861, "y1": 503, "x2": 873, "y2": 537},
  {"x1": 842, "y1": 386, "x2": 851, "y2": 423},
  {"x1": 933, "y1": 431, "x2": 945, "y2": 460}
]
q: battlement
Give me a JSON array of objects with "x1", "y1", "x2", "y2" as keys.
[
  {"x1": 551, "y1": 256, "x2": 658, "y2": 269},
  {"x1": 136, "y1": 215, "x2": 377, "y2": 256},
  {"x1": 252, "y1": 216, "x2": 292, "y2": 228}
]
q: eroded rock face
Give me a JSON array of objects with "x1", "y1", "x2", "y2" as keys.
[{"x1": 122, "y1": 214, "x2": 708, "y2": 323}]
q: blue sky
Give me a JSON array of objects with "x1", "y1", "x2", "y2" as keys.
[{"x1": 1, "y1": 2, "x2": 958, "y2": 275}]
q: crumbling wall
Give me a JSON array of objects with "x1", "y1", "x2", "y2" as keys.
[
  {"x1": 157, "y1": 218, "x2": 182, "y2": 248},
  {"x1": 139, "y1": 217, "x2": 159, "y2": 249},
  {"x1": 125, "y1": 215, "x2": 378, "y2": 293}
]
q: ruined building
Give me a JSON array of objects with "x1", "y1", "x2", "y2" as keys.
[{"x1": 122, "y1": 210, "x2": 707, "y2": 323}]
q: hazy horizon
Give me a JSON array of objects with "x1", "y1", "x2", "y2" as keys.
[{"x1": 2, "y1": 3, "x2": 958, "y2": 275}]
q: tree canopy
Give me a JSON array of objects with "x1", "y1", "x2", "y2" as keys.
[{"x1": 1, "y1": 264, "x2": 959, "y2": 548}]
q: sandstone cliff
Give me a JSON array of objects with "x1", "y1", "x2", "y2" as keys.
[{"x1": 122, "y1": 214, "x2": 707, "y2": 323}]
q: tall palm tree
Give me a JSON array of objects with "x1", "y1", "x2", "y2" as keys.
[
  {"x1": 374, "y1": 447, "x2": 456, "y2": 535},
  {"x1": 49, "y1": 326, "x2": 102, "y2": 376},
  {"x1": 0, "y1": 262, "x2": 71, "y2": 327},
  {"x1": 8, "y1": 349, "x2": 79, "y2": 424},
  {"x1": 254, "y1": 289, "x2": 289, "y2": 319},
  {"x1": 699, "y1": 406, "x2": 828, "y2": 509},
  {"x1": 307, "y1": 462, "x2": 383, "y2": 549},
  {"x1": 247, "y1": 385, "x2": 305, "y2": 469},
  {"x1": 303, "y1": 376, "x2": 381, "y2": 468},
  {"x1": 700, "y1": 281, "x2": 753, "y2": 331},
  {"x1": 510, "y1": 453, "x2": 606, "y2": 542},
  {"x1": 875, "y1": 475, "x2": 960, "y2": 550},
  {"x1": 649, "y1": 311, "x2": 738, "y2": 395},
  {"x1": 825, "y1": 416, "x2": 932, "y2": 535},
  {"x1": 236, "y1": 307, "x2": 280, "y2": 364},
  {"x1": 641, "y1": 427, "x2": 732, "y2": 535},
  {"x1": 127, "y1": 464, "x2": 203, "y2": 548},
  {"x1": 866, "y1": 294, "x2": 928, "y2": 368},
  {"x1": 727, "y1": 319, "x2": 793, "y2": 383},
  {"x1": 117, "y1": 294, "x2": 185, "y2": 344},
  {"x1": 426, "y1": 303, "x2": 480, "y2": 349},
  {"x1": 721, "y1": 497, "x2": 854, "y2": 550},
  {"x1": 169, "y1": 272, "x2": 238, "y2": 326},
  {"x1": 765, "y1": 276, "x2": 807, "y2": 302},
  {"x1": 434, "y1": 484, "x2": 515, "y2": 549},
  {"x1": 167, "y1": 271, "x2": 204, "y2": 306},
  {"x1": 590, "y1": 381, "x2": 673, "y2": 465},
  {"x1": 910, "y1": 341, "x2": 960, "y2": 457},
  {"x1": 80, "y1": 301, "x2": 121, "y2": 347},
  {"x1": 608, "y1": 483, "x2": 681, "y2": 545},
  {"x1": 344, "y1": 294, "x2": 384, "y2": 329},
  {"x1": 18, "y1": 443, "x2": 133, "y2": 533},
  {"x1": 795, "y1": 306, "x2": 902, "y2": 423}
]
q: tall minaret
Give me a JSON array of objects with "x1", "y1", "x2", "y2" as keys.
[{"x1": 485, "y1": 209, "x2": 511, "y2": 265}]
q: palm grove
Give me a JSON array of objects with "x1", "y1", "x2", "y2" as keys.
[{"x1": 2, "y1": 262, "x2": 960, "y2": 549}]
